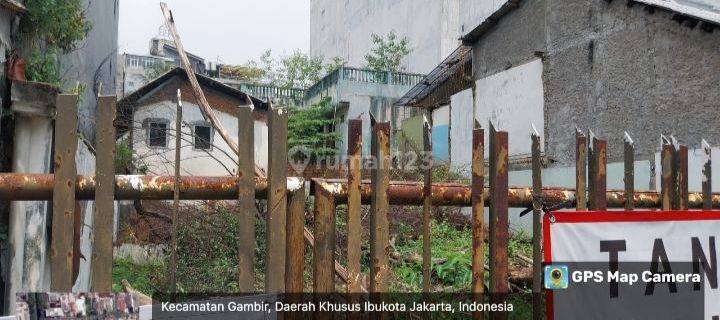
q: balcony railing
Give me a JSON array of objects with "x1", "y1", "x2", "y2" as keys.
[{"x1": 306, "y1": 67, "x2": 425, "y2": 100}]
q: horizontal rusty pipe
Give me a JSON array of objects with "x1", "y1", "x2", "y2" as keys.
[
  {"x1": 312, "y1": 178, "x2": 720, "y2": 209},
  {"x1": 0, "y1": 173, "x2": 285, "y2": 201}
]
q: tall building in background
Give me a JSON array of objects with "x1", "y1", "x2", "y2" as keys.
[{"x1": 310, "y1": 0, "x2": 461, "y2": 74}]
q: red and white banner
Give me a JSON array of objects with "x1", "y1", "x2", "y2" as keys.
[{"x1": 544, "y1": 211, "x2": 720, "y2": 319}]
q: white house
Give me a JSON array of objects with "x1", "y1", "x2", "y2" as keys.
[{"x1": 117, "y1": 67, "x2": 269, "y2": 176}]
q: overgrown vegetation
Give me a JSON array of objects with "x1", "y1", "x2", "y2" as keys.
[
  {"x1": 364, "y1": 31, "x2": 412, "y2": 72},
  {"x1": 20, "y1": 0, "x2": 92, "y2": 85},
  {"x1": 220, "y1": 50, "x2": 346, "y2": 89},
  {"x1": 287, "y1": 97, "x2": 341, "y2": 161}
]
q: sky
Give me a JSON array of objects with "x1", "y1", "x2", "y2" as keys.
[{"x1": 118, "y1": 0, "x2": 311, "y2": 66}]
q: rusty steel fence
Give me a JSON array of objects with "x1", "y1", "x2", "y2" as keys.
[{"x1": 0, "y1": 93, "x2": 718, "y2": 320}]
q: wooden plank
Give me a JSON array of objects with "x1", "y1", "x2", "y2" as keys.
[
  {"x1": 266, "y1": 105, "x2": 287, "y2": 293},
  {"x1": 471, "y1": 121, "x2": 484, "y2": 320},
  {"x1": 702, "y1": 139, "x2": 712, "y2": 210},
  {"x1": 421, "y1": 112, "x2": 432, "y2": 293},
  {"x1": 286, "y1": 185, "x2": 305, "y2": 293},
  {"x1": 677, "y1": 144, "x2": 689, "y2": 210},
  {"x1": 91, "y1": 96, "x2": 116, "y2": 292},
  {"x1": 575, "y1": 130, "x2": 587, "y2": 211},
  {"x1": 370, "y1": 118, "x2": 390, "y2": 293},
  {"x1": 50, "y1": 94, "x2": 78, "y2": 291},
  {"x1": 237, "y1": 106, "x2": 255, "y2": 292},
  {"x1": 312, "y1": 187, "x2": 335, "y2": 294},
  {"x1": 623, "y1": 132, "x2": 634, "y2": 211},
  {"x1": 661, "y1": 136, "x2": 674, "y2": 211},
  {"x1": 170, "y1": 90, "x2": 182, "y2": 294},
  {"x1": 530, "y1": 125, "x2": 542, "y2": 320},
  {"x1": 346, "y1": 119, "x2": 363, "y2": 298},
  {"x1": 488, "y1": 123, "x2": 508, "y2": 320},
  {"x1": 159, "y1": 2, "x2": 264, "y2": 177}
]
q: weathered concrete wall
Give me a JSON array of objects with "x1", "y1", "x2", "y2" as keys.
[
  {"x1": 310, "y1": 0, "x2": 460, "y2": 74},
  {"x1": 449, "y1": 59, "x2": 545, "y2": 171},
  {"x1": 543, "y1": 0, "x2": 720, "y2": 164},
  {"x1": 470, "y1": 0, "x2": 720, "y2": 165},
  {"x1": 132, "y1": 101, "x2": 269, "y2": 176}
]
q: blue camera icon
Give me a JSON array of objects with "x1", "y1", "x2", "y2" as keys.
[{"x1": 544, "y1": 265, "x2": 569, "y2": 290}]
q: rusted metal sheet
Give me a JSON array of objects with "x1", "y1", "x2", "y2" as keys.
[
  {"x1": 91, "y1": 96, "x2": 116, "y2": 292},
  {"x1": 575, "y1": 129, "x2": 587, "y2": 211},
  {"x1": 588, "y1": 134, "x2": 607, "y2": 211},
  {"x1": 237, "y1": 106, "x2": 255, "y2": 292},
  {"x1": 266, "y1": 105, "x2": 287, "y2": 293},
  {"x1": 702, "y1": 140, "x2": 712, "y2": 210},
  {"x1": 346, "y1": 119, "x2": 362, "y2": 298},
  {"x1": 312, "y1": 186, "x2": 335, "y2": 293},
  {"x1": 370, "y1": 119, "x2": 390, "y2": 294},
  {"x1": 286, "y1": 186, "x2": 305, "y2": 293},
  {"x1": 422, "y1": 113, "x2": 432, "y2": 293},
  {"x1": 471, "y1": 121, "x2": 484, "y2": 320},
  {"x1": 50, "y1": 94, "x2": 78, "y2": 291},
  {"x1": 623, "y1": 132, "x2": 634, "y2": 211},
  {"x1": 677, "y1": 144, "x2": 689, "y2": 210},
  {"x1": 489, "y1": 123, "x2": 509, "y2": 320},
  {"x1": 661, "y1": 136, "x2": 674, "y2": 210},
  {"x1": 530, "y1": 125, "x2": 542, "y2": 320}
]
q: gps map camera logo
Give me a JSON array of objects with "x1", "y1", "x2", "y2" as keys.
[{"x1": 544, "y1": 265, "x2": 569, "y2": 290}]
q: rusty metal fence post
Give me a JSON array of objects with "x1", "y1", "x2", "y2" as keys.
[
  {"x1": 313, "y1": 184, "x2": 336, "y2": 294},
  {"x1": 50, "y1": 94, "x2": 78, "y2": 291},
  {"x1": 370, "y1": 116, "x2": 390, "y2": 320},
  {"x1": 702, "y1": 139, "x2": 712, "y2": 210},
  {"x1": 471, "y1": 121, "x2": 484, "y2": 320},
  {"x1": 623, "y1": 132, "x2": 634, "y2": 211},
  {"x1": 530, "y1": 125, "x2": 542, "y2": 320},
  {"x1": 575, "y1": 129, "x2": 587, "y2": 211},
  {"x1": 488, "y1": 123, "x2": 508, "y2": 320},
  {"x1": 266, "y1": 104, "x2": 288, "y2": 293},
  {"x1": 237, "y1": 106, "x2": 256, "y2": 292},
  {"x1": 422, "y1": 112, "x2": 433, "y2": 293},
  {"x1": 588, "y1": 133, "x2": 607, "y2": 211},
  {"x1": 346, "y1": 119, "x2": 363, "y2": 300},
  {"x1": 91, "y1": 96, "x2": 116, "y2": 292},
  {"x1": 286, "y1": 184, "x2": 306, "y2": 293},
  {"x1": 661, "y1": 136, "x2": 674, "y2": 210}
]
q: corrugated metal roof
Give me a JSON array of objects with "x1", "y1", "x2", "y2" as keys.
[{"x1": 394, "y1": 45, "x2": 473, "y2": 108}]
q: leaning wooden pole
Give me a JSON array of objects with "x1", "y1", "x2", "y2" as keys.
[
  {"x1": 530, "y1": 124, "x2": 542, "y2": 320},
  {"x1": 471, "y1": 121, "x2": 485, "y2": 320},
  {"x1": 159, "y1": 2, "x2": 264, "y2": 177}
]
